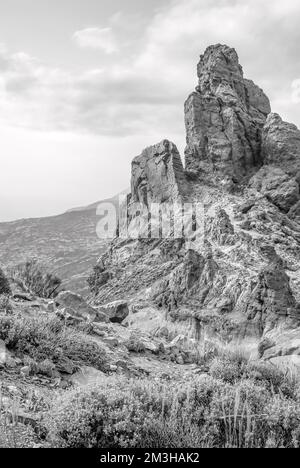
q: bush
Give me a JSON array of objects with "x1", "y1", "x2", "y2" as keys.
[
  {"x1": 87, "y1": 264, "x2": 109, "y2": 295},
  {"x1": 245, "y1": 361, "x2": 297, "y2": 398},
  {"x1": 0, "y1": 315, "x2": 107, "y2": 373},
  {"x1": 9, "y1": 259, "x2": 61, "y2": 298},
  {"x1": 0, "y1": 268, "x2": 11, "y2": 296},
  {"x1": 44, "y1": 367, "x2": 300, "y2": 449},
  {"x1": 209, "y1": 349, "x2": 248, "y2": 383},
  {"x1": 0, "y1": 295, "x2": 12, "y2": 314}
]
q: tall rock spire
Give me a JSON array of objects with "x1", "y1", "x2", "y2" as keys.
[{"x1": 184, "y1": 44, "x2": 271, "y2": 183}]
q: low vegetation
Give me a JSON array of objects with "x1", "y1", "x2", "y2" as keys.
[
  {"x1": 0, "y1": 267, "x2": 11, "y2": 296},
  {"x1": 0, "y1": 314, "x2": 108, "y2": 373},
  {"x1": 8, "y1": 259, "x2": 62, "y2": 298},
  {"x1": 44, "y1": 351, "x2": 300, "y2": 449}
]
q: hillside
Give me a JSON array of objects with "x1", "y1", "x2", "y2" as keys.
[{"x1": 0, "y1": 194, "x2": 124, "y2": 295}]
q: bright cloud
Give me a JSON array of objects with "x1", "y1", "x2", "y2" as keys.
[
  {"x1": 292, "y1": 79, "x2": 300, "y2": 104},
  {"x1": 0, "y1": 0, "x2": 300, "y2": 139},
  {"x1": 72, "y1": 27, "x2": 118, "y2": 54}
]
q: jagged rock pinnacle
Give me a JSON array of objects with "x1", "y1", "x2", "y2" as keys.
[{"x1": 185, "y1": 44, "x2": 271, "y2": 183}]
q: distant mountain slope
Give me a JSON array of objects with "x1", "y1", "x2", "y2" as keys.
[{"x1": 0, "y1": 193, "x2": 124, "y2": 295}]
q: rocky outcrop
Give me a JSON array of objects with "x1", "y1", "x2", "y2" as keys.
[
  {"x1": 90, "y1": 44, "x2": 300, "y2": 370},
  {"x1": 56, "y1": 291, "x2": 109, "y2": 323},
  {"x1": 185, "y1": 44, "x2": 271, "y2": 182},
  {"x1": 248, "y1": 166, "x2": 299, "y2": 213},
  {"x1": 209, "y1": 208, "x2": 236, "y2": 245},
  {"x1": 243, "y1": 246, "x2": 299, "y2": 336},
  {"x1": 131, "y1": 140, "x2": 187, "y2": 206},
  {"x1": 97, "y1": 300, "x2": 129, "y2": 324},
  {"x1": 262, "y1": 113, "x2": 300, "y2": 177}
]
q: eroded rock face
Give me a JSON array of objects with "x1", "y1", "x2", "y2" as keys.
[
  {"x1": 56, "y1": 291, "x2": 107, "y2": 322},
  {"x1": 97, "y1": 300, "x2": 129, "y2": 324},
  {"x1": 185, "y1": 44, "x2": 271, "y2": 182},
  {"x1": 248, "y1": 166, "x2": 299, "y2": 213},
  {"x1": 131, "y1": 140, "x2": 187, "y2": 206},
  {"x1": 262, "y1": 113, "x2": 300, "y2": 177},
  {"x1": 90, "y1": 44, "x2": 300, "y2": 368},
  {"x1": 243, "y1": 246, "x2": 299, "y2": 335}
]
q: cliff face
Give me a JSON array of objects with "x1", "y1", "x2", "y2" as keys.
[
  {"x1": 131, "y1": 140, "x2": 187, "y2": 206},
  {"x1": 91, "y1": 44, "x2": 300, "y2": 367},
  {"x1": 185, "y1": 44, "x2": 271, "y2": 183}
]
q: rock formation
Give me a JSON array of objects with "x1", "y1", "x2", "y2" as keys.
[
  {"x1": 131, "y1": 140, "x2": 187, "y2": 206},
  {"x1": 262, "y1": 113, "x2": 300, "y2": 177},
  {"x1": 91, "y1": 44, "x2": 300, "y2": 367},
  {"x1": 184, "y1": 44, "x2": 271, "y2": 182}
]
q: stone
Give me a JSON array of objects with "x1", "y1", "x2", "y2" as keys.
[
  {"x1": 0, "y1": 339, "x2": 8, "y2": 367},
  {"x1": 249, "y1": 166, "x2": 299, "y2": 212},
  {"x1": 185, "y1": 44, "x2": 270, "y2": 182},
  {"x1": 243, "y1": 246, "x2": 299, "y2": 334},
  {"x1": 131, "y1": 139, "x2": 187, "y2": 206},
  {"x1": 46, "y1": 301, "x2": 56, "y2": 313},
  {"x1": 55, "y1": 356, "x2": 77, "y2": 375},
  {"x1": 102, "y1": 337, "x2": 119, "y2": 348},
  {"x1": 176, "y1": 355, "x2": 185, "y2": 365},
  {"x1": 56, "y1": 291, "x2": 104, "y2": 322},
  {"x1": 262, "y1": 113, "x2": 300, "y2": 176},
  {"x1": 20, "y1": 366, "x2": 31, "y2": 377},
  {"x1": 209, "y1": 208, "x2": 236, "y2": 245},
  {"x1": 97, "y1": 300, "x2": 129, "y2": 323}
]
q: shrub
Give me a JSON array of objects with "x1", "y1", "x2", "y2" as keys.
[
  {"x1": 45, "y1": 378, "x2": 172, "y2": 448},
  {"x1": 44, "y1": 368, "x2": 300, "y2": 449},
  {"x1": 0, "y1": 315, "x2": 107, "y2": 373},
  {"x1": 87, "y1": 265, "x2": 109, "y2": 295},
  {"x1": 0, "y1": 295, "x2": 12, "y2": 314},
  {"x1": 264, "y1": 396, "x2": 300, "y2": 448},
  {"x1": 245, "y1": 361, "x2": 297, "y2": 398},
  {"x1": 9, "y1": 259, "x2": 61, "y2": 298},
  {"x1": 0, "y1": 268, "x2": 11, "y2": 296}
]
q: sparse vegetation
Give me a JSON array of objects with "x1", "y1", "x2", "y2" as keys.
[
  {"x1": 87, "y1": 264, "x2": 109, "y2": 295},
  {"x1": 9, "y1": 259, "x2": 62, "y2": 298},
  {"x1": 0, "y1": 267, "x2": 11, "y2": 296},
  {"x1": 0, "y1": 314, "x2": 108, "y2": 373},
  {"x1": 44, "y1": 351, "x2": 300, "y2": 449}
]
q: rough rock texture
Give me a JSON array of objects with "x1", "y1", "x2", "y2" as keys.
[
  {"x1": 262, "y1": 113, "x2": 300, "y2": 177},
  {"x1": 131, "y1": 140, "x2": 187, "y2": 206},
  {"x1": 56, "y1": 291, "x2": 108, "y2": 322},
  {"x1": 185, "y1": 44, "x2": 271, "y2": 182},
  {"x1": 248, "y1": 166, "x2": 299, "y2": 212},
  {"x1": 90, "y1": 44, "x2": 300, "y2": 369},
  {"x1": 97, "y1": 300, "x2": 129, "y2": 324},
  {"x1": 243, "y1": 246, "x2": 298, "y2": 336}
]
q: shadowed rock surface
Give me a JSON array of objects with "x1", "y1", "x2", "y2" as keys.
[{"x1": 184, "y1": 44, "x2": 271, "y2": 184}]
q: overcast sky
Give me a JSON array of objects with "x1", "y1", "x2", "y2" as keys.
[{"x1": 0, "y1": 0, "x2": 300, "y2": 221}]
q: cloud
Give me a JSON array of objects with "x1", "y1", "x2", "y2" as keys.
[
  {"x1": 0, "y1": 0, "x2": 300, "y2": 139},
  {"x1": 72, "y1": 27, "x2": 118, "y2": 54},
  {"x1": 292, "y1": 79, "x2": 300, "y2": 104}
]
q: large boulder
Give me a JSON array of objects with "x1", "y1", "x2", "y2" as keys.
[
  {"x1": 131, "y1": 140, "x2": 187, "y2": 206},
  {"x1": 0, "y1": 339, "x2": 9, "y2": 368},
  {"x1": 97, "y1": 300, "x2": 129, "y2": 324},
  {"x1": 184, "y1": 44, "x2": 271, "y2": 183},
  {"x1": 56, "y1": 291, "x2": 108, "y2": 323},
  {"x1": 248, "y1": 166, "x2": 299, "y2": 212},
  {"x1": 262, "y1": 113, "x2": 300, "y2": 177},
  {"x1": 243, "y1": 246, "x2": 299, "y2": 335}
]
